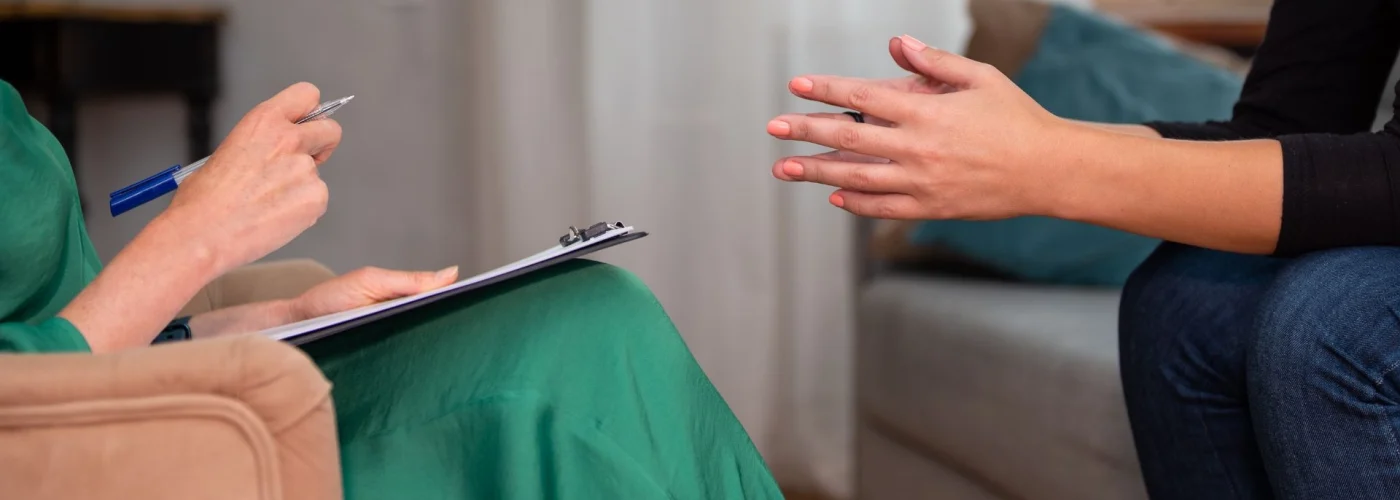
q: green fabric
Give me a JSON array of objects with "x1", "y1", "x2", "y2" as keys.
[
  {"x1": 0, "y1": 80, "x2": 97, "y2": 353},
  {"x1": 909, "y1": 4, "x2": 1242, "y2": 287},
  {"x1": 305, "y1": 260, "x2": 783, "y2": 499},
  {"x1": 0, "y1": 78, "x2": 782, "y2": 499}
]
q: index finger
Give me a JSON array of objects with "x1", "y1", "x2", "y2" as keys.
[
  {"x1": 789, "y1": 75, "x2": 913, "y2": 122},
  {"x1": 263, "y1": 82, "x2": 323, "y2": 122}
]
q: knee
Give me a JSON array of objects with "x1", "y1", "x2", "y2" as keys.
[
  {"x1": 1120, "y1": 243, "x2": 1200, "y2": 339},
  {"x1": 517, "y1": 260, "x2": 681, "y2": 348},
  {"x1": 1119, "y1": 243, "x2": 1238, "y2": 357},
  {"x1": 532, "y1": 260, "x2": 665, "y2": 314},
  {"x1": 1250, "y1": 248, "x2": 1400, "y2": 394},
  {"x1": 1117, "y1": 243, "x2": 1284, "y2": 393}
]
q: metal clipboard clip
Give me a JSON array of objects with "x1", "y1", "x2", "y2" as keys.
[{"x1": 560, "y1": 221, "x2": 626, "y2": 247}]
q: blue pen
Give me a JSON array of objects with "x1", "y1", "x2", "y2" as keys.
[{"x1": 109, "y1": 95, "x2": 355, "y2": 217}]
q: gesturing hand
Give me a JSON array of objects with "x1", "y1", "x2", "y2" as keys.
[
  {"x1": 163, "y1": 82, "x2": 342, "y2": 275},
  {"x1": 768, "y1": 35, "x2": 1070, "y2": 221},
  {"x1": 292, "y1": 266, "x2": 460, "y2": 321}
]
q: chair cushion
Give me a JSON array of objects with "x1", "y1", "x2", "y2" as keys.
[{"x1": 858, "y1": 274, "x2": 1147, "y2": 500}]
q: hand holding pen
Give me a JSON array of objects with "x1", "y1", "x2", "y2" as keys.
[
  {"x1": 153, "y1": 82, "x2": 346, "y2": 276},
  {"x1": 110, "y1": 91, "x2": 353, "y2": 216}
]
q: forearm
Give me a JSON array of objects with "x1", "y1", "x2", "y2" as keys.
[
  {"x1": 189, "y1": 300, "x2": 303, "y2": 338},
  {"x1": 1044, "y1": 122, "x2": 1282, "y2": 255},
  {"x1": 59, "y1": 212, "x2": 223, "y2": 353}
]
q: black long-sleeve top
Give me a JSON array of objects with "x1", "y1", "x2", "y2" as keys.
[{"x1": 1144, "y1": 0, "x2": 1400, "y2": 256}]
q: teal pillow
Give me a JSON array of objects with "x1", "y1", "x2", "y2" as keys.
[{"x1": 909, "y1": 5, "x2": 1243, "y2": 287}]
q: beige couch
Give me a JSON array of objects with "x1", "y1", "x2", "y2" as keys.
[{"x1": 0, "y1": 260, "x2": 343, "y2": 500}]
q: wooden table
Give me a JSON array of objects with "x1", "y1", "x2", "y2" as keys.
[{"x1": 0, "y1": 4, "x2": 224, "y2": 196}]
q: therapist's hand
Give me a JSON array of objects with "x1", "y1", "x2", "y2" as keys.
[
  {"x1": 291, "y1": 266, "x2": 460, "y2": 321},
  {"x1": 768, "y1": 35, "x2": 1069, "y2": 220},
  {"x1": 162, "y1": 82, "x2": 342, "y2": 275}
]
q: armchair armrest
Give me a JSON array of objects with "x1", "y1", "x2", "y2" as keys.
[{"x1": 0, "y1": 335, "x2": 341, "y2": 500}]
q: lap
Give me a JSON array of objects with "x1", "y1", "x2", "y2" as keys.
[
  {"x1": 299, "y1": 260, "x2": 780, "y2": 500},
  {"x1": 1121, "y1": 244, "x2": 1400, "y2": 389}
]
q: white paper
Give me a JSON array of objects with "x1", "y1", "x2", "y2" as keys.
[{"x1": 259, "y1": 226, "x2": 636, "y2": 341}]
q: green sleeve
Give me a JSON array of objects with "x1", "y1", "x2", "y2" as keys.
[{"x1": 0, "y1": 317, "x2": 92, "y2": 354}]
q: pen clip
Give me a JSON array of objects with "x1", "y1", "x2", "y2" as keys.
[
  {"x1": 559, "y1": 222, "x2": 625, "y2": 247},
  {"x1": 111, "y1": 165, "x2": 180, "y2": 199}
]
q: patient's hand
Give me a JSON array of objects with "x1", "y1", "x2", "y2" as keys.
[{"x1": 292, "y1": 266, "x2": 459, "y2": 321}]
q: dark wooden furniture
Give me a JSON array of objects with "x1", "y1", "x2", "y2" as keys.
[
  {"x1": 0, "y1": 4, "x2": 224, "y2": 194},
  {"x1": 1102, "y1": 5, "x2": 1271, "y2": 56}
]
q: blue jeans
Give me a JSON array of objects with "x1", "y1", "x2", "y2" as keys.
[{"x1": 1120, "y1": 243, "x2": 1400, "y2": 500}]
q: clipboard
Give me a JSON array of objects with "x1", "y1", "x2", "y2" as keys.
[{"x1": 259, "y1": 222, "x2": 648, "y2": 346}]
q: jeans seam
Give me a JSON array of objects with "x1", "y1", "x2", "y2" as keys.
[
  {"x1": 1196, "y1": 405, "x2": 1247, "y2": 500},
  {"x1": 1370, "y1": 315, "x2": 1400, "y2": 469}
]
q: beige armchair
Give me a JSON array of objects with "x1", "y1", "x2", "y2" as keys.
[{"x1": 0, "y1": 259, "x2": 342, "y2": 500}]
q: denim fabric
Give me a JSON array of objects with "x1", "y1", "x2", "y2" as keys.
[{"x1": 1120, "y1": 243, "x2": 1400, "y2": 500}]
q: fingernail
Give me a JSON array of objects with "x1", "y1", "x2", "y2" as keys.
[
  {"x1": 783, "y1": 160, "x2": 804, "y2": 177},
  {"x1": 900, "y1": 34, "x2": 929, "y2": 51},
  {"x1": 830, "y1": 192, "x2": 846, "y2": 208},
  {"x1": 436, "y1": 266, "x2": 459, "y2": 280},
  {"x1": 790, "y1": 77, "x2": 815, "y2": 93},
  {"x1": 768, "y1": 120, "x2": 792, "y2": 136}
]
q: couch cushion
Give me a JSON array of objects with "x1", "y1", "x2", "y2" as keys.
[{"x1": 858, "y1": 275, "x2": 1147, "y2": 500}]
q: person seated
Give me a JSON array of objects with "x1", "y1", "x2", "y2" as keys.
[
  {"x1": 768, "y1": 12, "x2": 1400, "y2": 498},
  {"x1": 0, "y1": 80, "x2": 781, "y2": 499}
]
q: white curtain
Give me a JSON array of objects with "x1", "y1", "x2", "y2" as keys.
[{"x1": 454, "y1": 1, "x2": 970, "y2": 496}]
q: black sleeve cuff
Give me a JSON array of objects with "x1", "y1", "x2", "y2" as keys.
[
  {"x1": 1145, "y1": 121, "x2": 1270, "y2": 141},
  {"x1": 1273, "y1": 133, "x2": 1400, "y2": 256}
]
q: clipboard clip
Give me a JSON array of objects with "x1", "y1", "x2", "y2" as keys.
[{"x1": 560, "y1": 221, "x2": 626, "y2": 247}]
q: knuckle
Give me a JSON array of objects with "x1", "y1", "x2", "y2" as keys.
[
  {"x1": 928, "y1": 49, "x2": 949, "y2": 66},
  {"x1": 848, "y1": 85, "x2": 875, "y2": 109},
  {"x1": 790, "y1": 119, "x2": 810, "y2": 139},
  {"x1": 837, "y1": 127, "x2": 863, "y2": 149},
  {"x1": 276, "y1": 129, "x2": 303, "y2": 153},
  {"x1": 308, "y1": 179, "x2": 330, "y2": 209},
  {"x1": 847, "y1": 168, "x2": 875, "y2": 189},
  {"x1": 973, "y1": 62, "x2": 1000, "y2": 78},
  {"x1": 871, "y1": 201, "x2": 900, "y2": 219},
  {"x1": 295, "y1": 154, "x2": 319, "y2": 172}
]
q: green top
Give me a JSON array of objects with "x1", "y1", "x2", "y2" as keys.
[{"x1": 0, "y1": 80, "x2": 99, "y2": 353}]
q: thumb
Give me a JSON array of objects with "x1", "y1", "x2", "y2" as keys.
[
  {"x1": 895, "y1": 34, "x2": 987, "y2": 89},
  {"x1": 420, "y1": 266, "x2": 460, "y2": 290}
]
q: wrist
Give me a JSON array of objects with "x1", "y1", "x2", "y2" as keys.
[
  {"x1": 146, "y1": 208, "x2": 227, "y2": 281},
  {"x1": 1022, "y1": 118, "x2": 1104, "y2": 220}
]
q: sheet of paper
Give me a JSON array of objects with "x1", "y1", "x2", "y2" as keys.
[{"x1": 258, "y1": 226, "x2": 635, "y2": 341}]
